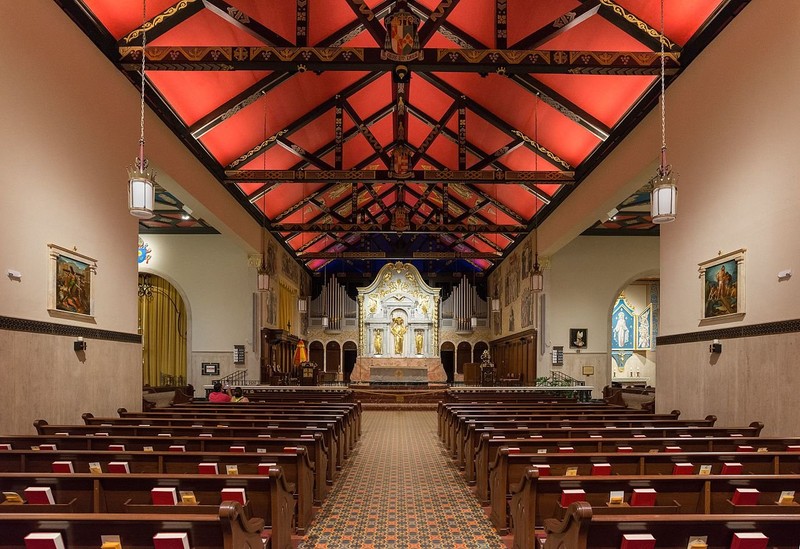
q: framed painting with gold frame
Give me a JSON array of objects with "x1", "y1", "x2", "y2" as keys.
[
  {"x1": 698, "y1": 248, "x2": 745, "y2": 325},
  {"x1": 48, "y1": 244, "x2": 97, "y2": 322}
]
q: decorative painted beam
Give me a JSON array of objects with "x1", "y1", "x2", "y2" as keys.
[
  {"x1": 496, "y1": 0, "x2": 507, "y2": 49},
  {"x1": 419, "y1": 72, "x2": 575, "y2": 170},
  {"x1": 226, "y1": 71, "x2": 383, "y2": 169},
  {"x1": 457, "y1": 98, "x2": 467, "y2": 170},
  {"x1": 121, "y1": 46, "x2": 680, "y2": 75},
  {"x1": 468, "y1": 139, "x2": 523, "y2": 171},
  {"x1": 224, "y1": 169, "x2": 574, "y2": 183},
  {"x1": 589, "y1": 0, "x2": 682, "y2": 53},
  {"x1": 334, "y1": 97, "x2": 343, "y2": 169},
  {"x1": 509, "y1": 3, "x2": 600, "y2": 50},
  {"x1": 344, "y1": 0, "x2": 387, "y2": 46},
  {"x1": 275, "y1": 222, "x2": 525, "y2": 234},
  {"x1": 297, "y1": 251, "x2": 500, "y2": 259},
  {"x1": 411, "y1": 101, "x2": 458, "y2": 166},
  {"x1": 417, "y1": 0, "x2": 461, "y2": 46},
  {"x1": 118, "y1": 0, "x2": 205, "y2": 46},
  {"x1": 276, "y1": 137, "x2": 335, "y2": 170},
  {"x1": 296, "y1": 0, "x2": 308, "y2": 46},
  {"x1": 202, "y1": 0, "x2": 294, "y2": 46}
]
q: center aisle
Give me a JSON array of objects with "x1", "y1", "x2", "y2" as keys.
[{"x1": 299, "y1": 410, "x2": 505, "y2": 548}]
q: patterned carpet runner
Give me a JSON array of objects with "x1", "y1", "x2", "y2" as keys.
[{"x1": 299, "y1": 410, "x2": 505, "y2": 548}]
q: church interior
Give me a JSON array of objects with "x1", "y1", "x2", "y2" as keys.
[{"x1": 1, "y1": 1, "x2": 798, "y2": 547}]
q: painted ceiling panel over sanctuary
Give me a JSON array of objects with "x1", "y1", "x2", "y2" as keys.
[{"x1": 56, "y1": 0, "x2": 749, "y2": 273}]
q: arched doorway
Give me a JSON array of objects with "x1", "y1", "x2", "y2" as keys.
[
  {"x1": 309, "y1": 341, "x2": 324, "y2": 368},
  {"x1": 138, "y1": 273, "x2": 187, "y2": 386},
  {"x1": 325, "y1": 341, "x2": 341, "y2": 375},
  {"x1": 342, "y1": 341, "x2": 357, "y2": 383},
  {"x1": 440, "y1": 341, "x2": 455, "y2": 383},
  {"x1": 473, "y1": 341, "x2": 488, "y2": 362},
  {"x1": 456, "y1": 342, "x2": 472, "y2": 380},
  {"x1": 609, "y1": 278, "x2": 659, "y2": 389}
]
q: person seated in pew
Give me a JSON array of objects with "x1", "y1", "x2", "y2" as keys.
[
  {"x1": 231, "y1": 387, "x2": 249, "y2": 403},
  {"x1": 208, "y1": 382, "x2": 232, "y2": 403}
]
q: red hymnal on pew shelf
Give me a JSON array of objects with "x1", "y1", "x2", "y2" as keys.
[
  {"x1": 108, "y1": 462, "x2": 130, "y2": 474},
  {"x1": 198, "y1": 462, "x2": 219, "y2": 475},
  {"x1": 51, "y1": 461, "x2": 74, "y2": 473},
  {"x1": 558, "y1": 447, "x2": 574, "y2": 454},
  {"x1": 507, "y1": 447, "x2": 521, "y2": 454},
  {"x1": 721, "y1": 462, "x2": 743, "y2": 475},
  {"x1": 283, "y1": 447, "x2": 300, "y2": 453},
  {"x1": 731, "y1": 488, "x2": 759, "y2": 506},
  {"x1": 0, "y1": 443, "x2": 11, "y2": 450},
  {"x1": 39, "y1": 444, "x2": 57, "y2": 451},
  {"x1": 630, "y1": 488, "x2": 657, "y2": 507},
  {"x1": 787, "y1": 445, "x2": 800, "y2": 453},
  {"x1": 229, "y1": 446, "x2": 246, "y2": 453},
  {"x1": 23, "y1": 487, "x2": 55, "y2": 505},
  {"x1": 168, "y1": 445, "x2": 186, "y2": 452},
  {"x1": 730, "y1": 532, "x2": 768, "y2": 549},
  {"x1": 151, "y1": 487, "x2": 179, "y2": 505},
  {"x1": 560, "y1": 489, "x2": 586, "y2": 507},
  {"x1": 23, "y1": 532, "x2": 66, "y2": 549},
  {"x1": 737, "y1": 445, "x2": 755, "y2": 453},
  {"x1": 617, "y1": 446, "x2": 633, "y2": 453},
  {"x1": 665, "y1": 446, "x2": 682, "y2": 453},
  {"x1": 152, "y1": 532, "x2": 191, "y2": 549},
  {"x1": 220, "y1": 488, "x2": 247, "y2": 505},
  {"x1": 258, "y1": 462, "x2": 277, "y2": 475},
  {"x1": 531, "y1": 464, "x2": 550, "y2": 476},
  {"x1": 591, "y1": 463, "x2": 612, "y2": 475},
  {"x1": 620, "y1": 533, "x2": 656, "y2": 549},
  {"x1": 672, "y1": 462, "x2": 694, "y2": 475},
  {"x1": 107, "y1": 444, "x2": 125, "y2": 451}
]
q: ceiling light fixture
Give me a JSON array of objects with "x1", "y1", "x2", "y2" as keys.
[
  {"x1": 531, "y1": 94, "x2": 544, "y2": 293},
  {"x1": 127, "y1": 0, "x2": 155, "y2": 219},
  {"x1": 650, "y1": 0, "x2": 678, "y2": 224}
]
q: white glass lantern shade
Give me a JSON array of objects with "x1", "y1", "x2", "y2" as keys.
[
  {"x1": 531, "y1": 268, "x2": 544, "y2": 293},
  {"x1": 298, "y1": 298, "x2": 308, "y2": 313},
  {"x1": 128, "y1": 175, "x2": 155, "y2": 219},
  {"x1": 321, "y1": 316, "x2": 329, "y2": 327},
  {"x1": 257, "y1": 270, "x2": 270, "y2": 292},
  {"x1": 651, "y1": 181, "x2": 677, "y2": 224}
]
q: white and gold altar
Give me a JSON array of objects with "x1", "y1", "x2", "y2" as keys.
[{"x1": 352, "y1": 262, "x2": 446, "y2": 383}]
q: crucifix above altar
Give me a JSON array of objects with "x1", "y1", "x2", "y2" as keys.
[{"x1": 357, "y1": 262, "x2": 441, "y2": 358}]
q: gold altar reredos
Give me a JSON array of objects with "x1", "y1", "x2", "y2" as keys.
[{"x1": 356, "y1": 262, "x2": 441, "y2": 357}]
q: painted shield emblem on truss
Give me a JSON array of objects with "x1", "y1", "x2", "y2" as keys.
[{"x1": 383, "y1": 8, "x2": 421, "y2": 61}]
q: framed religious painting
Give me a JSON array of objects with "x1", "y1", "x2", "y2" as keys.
[
  {"x1": 48, "y1": 244, "x2": 97, "y2": 321},
  {"x1": 698, "y1": 248, "x2": 746, "y2": 324},
  {"x1": 636, "y1": 304, "x2": 653, "y2": 350},
  {"x1": 569, "y1": 328, "x2": 587, "y2": 349},
  {"x1": 611, "y1": 295, "x2": 636, "y2": 351}
]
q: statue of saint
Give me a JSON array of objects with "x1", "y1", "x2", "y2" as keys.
[
  {"x1": 373, "y1": 330, "x2": 383, "y2": 355},
  {"x1": 390, "y1": 316, "x2": 407, "y2": 355},
  {"x1": 415, "y1": 331, "x2": 423, "y2": 355}
]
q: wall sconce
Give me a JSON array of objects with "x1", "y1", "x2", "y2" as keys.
[
  {"x1": 321, "y1": 316, "x2": 329, "y2": 328},
  {"x1": 298, "y1": 298, "x2": 307, "y2": 313},
  {"x1": 709, "y1": 339, "x2": 722, "y2": 354},
  {"x1": 470, "y1": 316, "x2": 478, "y2": 329},
  {"x1": 74, "y1": 337, "x2": 87, "y2": 352},
  {"x1": 491, "y1": 298, "x2": 500, "y2": 313}
]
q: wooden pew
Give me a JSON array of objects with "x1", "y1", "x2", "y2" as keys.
[
  {"x1": 81, "y1": 413, "x2": 352, "y2": 464},
  {"x1": 506, "y1": 470, "x2": 800, "y2": 542},
  {"x1": 0, "y1": 502, "x2": 266, "y2": 549},
  {"x1": 460, "y1": 422, "x2": 765, "y2": 481},
  {"x1": 2, "y1": 433, "x2": 330, "y2": 503},
  {"x1": 537, "y1": 502, "x2": 800, "y2": 549},
  {"x1": 445, "y1": 391, "x2": 580, "y2": 403},
  {"x1": 473, "y1": 435, "x2": 800, "y2": 498},
  {"x1": 487, "y1": 446, "x2": 800, "y2": 507},
  {"x1": 35, "y1": 420, "x2": 342, "y2": 482},
  {"x1": 448, "y1": 412, "x2": 697, "y2": 458},
  {"x1": 0, "y1": 469, "x2": 294, "y2": 549},
  {"x1": 0, "y1": 447, "x2": 316, "y2": 532},
  {"x1": 113, "y1": 408, "x2": 358, "y2": 452}
]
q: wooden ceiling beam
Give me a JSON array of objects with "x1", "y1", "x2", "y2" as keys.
[
  {"x1": 410, "y1": 101, "x2": 458, "y2": 166},
  {"x1": 342, "y1": 101, "x2": 393, "y2": 168},
  {"x1": 509, "y1": 3, "x2": 600, "y2": 50},
  {"x1": 226, "y1": 71, "x2": 383, "y2": 169},
  {"x1": 122, "y1": 46, "x2": 679, "y2": 76},
  {"x1": 273, "y1": 222, "x2": 526, "y2": 234},
  {"x1": 118, "y1": 0, "x2": 205, "y2": 47},
  {"x1": 296, "y1": 0, "x2": 308, "y2": 46},
  {"x1": 417, "y1": 0, "x2": 462, "y2": 46},
  {"x1": 276, "y1": 137, "x2": 335, "y2": 170},
  {"x1": 225, "y1": 169, "x2": 573, "y2": 184},
  {"x1": 202, "y1": 0, "x2": 293, "y2": 46},
  {"x1": 587, "y1": 0, "x2": 682, "y2": 54},
  {"x1": 343, "y1": 0, "x2": 387, "y2": 46}
]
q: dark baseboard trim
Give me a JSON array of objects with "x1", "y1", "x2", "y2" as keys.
[
  {"x1": 657, "y1": 318, "x2": 800, "y2": 346},
  {"x1": 0, "y1": 315, "x2": 141, "y2": 344}
]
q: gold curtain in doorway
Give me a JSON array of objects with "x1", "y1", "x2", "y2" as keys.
[
  {"x1": 138, "y1": 273, "x2": 187, "y2": 386},
  {"x1": 278, "y1": 281, "x2": 297, "y2": 332}
]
